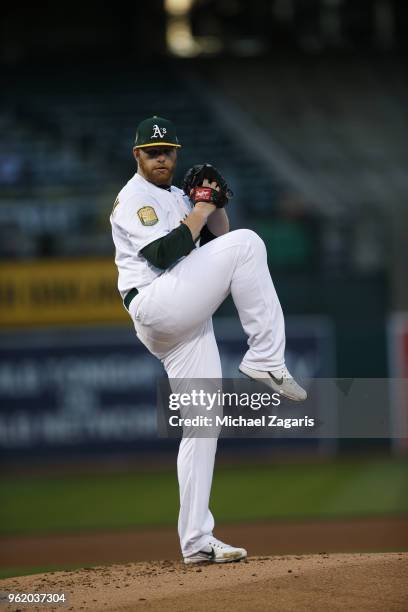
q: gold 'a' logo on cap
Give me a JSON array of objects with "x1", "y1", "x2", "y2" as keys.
[{"x1": 137, "y1": 206, "x2": 159, "y2": 226}]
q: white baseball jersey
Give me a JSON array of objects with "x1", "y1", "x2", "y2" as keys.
[{"x1": 110, "y1": 172, "x2": 194, "y2": 298}]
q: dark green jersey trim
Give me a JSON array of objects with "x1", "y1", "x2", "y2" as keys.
[
  {"x1": 140, "y1": 223, "x2": 195, "y2": 270},
  {"x1": 200, "y1": 225, "x2": 217, "y2": 246}
]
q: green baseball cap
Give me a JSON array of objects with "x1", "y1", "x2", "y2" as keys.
[{"x1": 134, "y1": 115, "x2": 181, "y2": 148}]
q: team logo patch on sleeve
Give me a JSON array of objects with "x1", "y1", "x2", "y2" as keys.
[{"x1": 137, "y1": 206, "x2": 159, "y2": 226}]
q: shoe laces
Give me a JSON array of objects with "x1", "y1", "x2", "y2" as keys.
[
  {"x1": 271, "y1": 366, "x2": 292, "y2": 380},
  {"x1": 208, "y1": 537, "x2": 229, "y2": 550}
]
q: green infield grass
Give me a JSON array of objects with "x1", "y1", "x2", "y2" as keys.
[
  {"x1": 0, "y1": 458, "x2": 407, "y2": 536},
  {"x1": 0, "y1": 564, "x2": 85, "y2": 580}
]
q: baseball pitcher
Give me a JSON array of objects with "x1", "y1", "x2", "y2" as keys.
[{"x1": 110, "y1": 115, "x2": 306, "y2": 564}]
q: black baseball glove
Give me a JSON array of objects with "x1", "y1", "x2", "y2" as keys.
[{"x1": 182, "y1": 164, "x2": 233, "y2": 208}]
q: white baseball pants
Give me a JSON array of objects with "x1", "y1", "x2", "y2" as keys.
[{"x1": 128, "y1": 229, "x2": 286, "y2": 557}]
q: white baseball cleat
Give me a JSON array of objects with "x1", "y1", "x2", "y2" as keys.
[
  {"x1": 239, "y1": 364, "x2": 307, "y2": 401},
  {"x1": 184, "y1": 537, "x2": 247, "y2": 565}
]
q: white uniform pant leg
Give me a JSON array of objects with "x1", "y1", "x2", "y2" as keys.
[
  {"x1": 134, "y1": 229, "x2": 286, "y2": 370},
  {"x1": 162, "y1": 319, "x2": 222, "y2": 558},
  {"x1": 130, "y1": 310, "x2": 222, "y2": 558}
]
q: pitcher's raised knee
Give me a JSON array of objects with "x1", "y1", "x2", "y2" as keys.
[
  {"x1": 229, "y1": 228, "x2": 266, "y2": 257},
  {"x1": 230, "y1": 228, "x2": 264, "y2": 246}
]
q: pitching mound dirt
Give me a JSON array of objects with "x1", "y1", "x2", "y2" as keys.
[{"x1": 1, "y1": 553, "x2": 407, "y2": 612}]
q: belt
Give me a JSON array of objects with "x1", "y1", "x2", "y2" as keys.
[{"x1": 123, "y1": 287, "x2": 139, "y2": 311}]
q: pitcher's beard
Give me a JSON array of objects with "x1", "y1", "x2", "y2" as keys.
[
  {"x1": 150, "y1": 167, "x2": 172, "y2": 185},
  {"x1": 138, "y1": 159, "x2": 174, "y2": 186}
]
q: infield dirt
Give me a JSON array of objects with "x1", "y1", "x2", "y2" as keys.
[{"x1": 1, "y1": 553, "x2": 407, "y2": 611}]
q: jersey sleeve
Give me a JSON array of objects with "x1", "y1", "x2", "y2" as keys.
[
  {"x1": 112, "y1": 193, "x2": 170, "y2": 253},
  {"x1": 141, "y1": 223, "x2": 195, "y2": 269}
]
